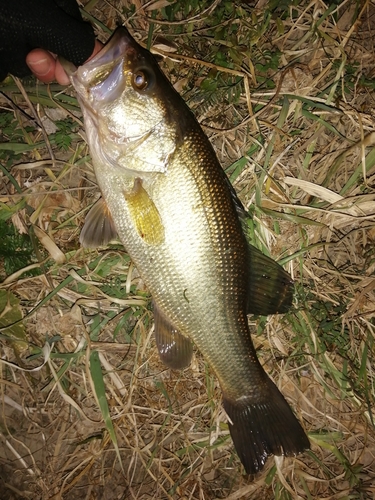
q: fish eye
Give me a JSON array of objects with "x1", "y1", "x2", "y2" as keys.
[{"x1": 132, "y1": 69, "x2": 152, "y2": 91}]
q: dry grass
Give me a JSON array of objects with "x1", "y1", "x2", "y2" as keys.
[{"x1": 1, "y1": 0, "x2": 375, "y2": 498}]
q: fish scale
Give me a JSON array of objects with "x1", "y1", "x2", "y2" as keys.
[{"x1": 63, "y1": 26, "x2": 310, "y2": 475}]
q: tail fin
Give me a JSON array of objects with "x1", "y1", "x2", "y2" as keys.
[{"x1": 223, "y1": 378, "x2": 309, "y2": 475}]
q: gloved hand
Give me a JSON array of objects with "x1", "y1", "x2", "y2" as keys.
[{"x1": 0, "y1": 0, "x2": 96, "y2": 82}]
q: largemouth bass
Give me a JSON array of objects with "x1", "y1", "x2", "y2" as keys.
[{"x1": 63, "y1": 27, "x2": 309, "y2": 474}]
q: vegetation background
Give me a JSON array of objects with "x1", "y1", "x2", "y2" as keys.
[{"x1": 1, "y1": 0, "x2": 375, "y2": 498}]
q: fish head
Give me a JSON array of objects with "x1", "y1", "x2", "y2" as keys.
[{"x1": 62, "y1": 27, "x2": 185, "y2": 175}]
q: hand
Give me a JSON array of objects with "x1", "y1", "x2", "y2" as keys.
[
  {"x1": 26, "y1": 40, "x2": 103, "y2": 85},
  {"x1": 0, "y1": 1, "x2": 98, "y2": 82}
]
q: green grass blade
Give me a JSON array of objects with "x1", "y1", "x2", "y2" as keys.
[{"x1": 89, "y1": 350, "x2": 123, "y2": 469}]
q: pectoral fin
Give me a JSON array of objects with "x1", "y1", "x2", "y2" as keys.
[
  {"x1": 247, "y1": 244, "x2": 294, "y2": 315},
  {"x1": 80, "y1": 198, "x2": 118, "y2": 248},
  {"x1": 124, "y1": 178, "x2": 165, "y2": 246},
  {"x1": 153, "y1": 302, "x2": 193, "y2": 370}
]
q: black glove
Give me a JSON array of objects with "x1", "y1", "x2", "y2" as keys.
[{"x1": 0, "y1": 0, "x2": 95, "y2": 81}]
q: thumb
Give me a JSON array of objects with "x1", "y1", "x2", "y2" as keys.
[{"x1": 26, "y1": 50, "x2": 57, "y2": 83}]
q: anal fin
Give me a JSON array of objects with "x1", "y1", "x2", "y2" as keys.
[
  {"x1": 80, "y1": 197, "x2": 117, "y2": 248},
  {"x1": 153, "y1": 302, "x2": 193, "y2": 370}
]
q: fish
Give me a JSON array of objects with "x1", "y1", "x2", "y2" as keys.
[{"x1": 62, "y1": 26, "x2": 309, "y2": 474}]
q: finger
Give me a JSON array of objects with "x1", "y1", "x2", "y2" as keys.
[
  {"x1": 26, "y1": 49, "x2": 57, "y2": 83},
  {"x1": 55, "y1": 60, "x2": 71, "y2": 85},
  {"x1": 88, "y1": 40, "x2": 104, "y2": 60}
]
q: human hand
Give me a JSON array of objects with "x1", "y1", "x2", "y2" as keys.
[
  {"x1": 26, "y1": 40, "x2": 103, "y2": 85},
  {"x1": 0, "y1": 0, "x2": 98, "y2": 83}
]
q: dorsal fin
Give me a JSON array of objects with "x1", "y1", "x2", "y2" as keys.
[
  {"x1": 246, "y1": 243, "x2": 294, "y2": 315},
  {"x1": 227, "y1": 184, "x2": 294, "y2": 315}
]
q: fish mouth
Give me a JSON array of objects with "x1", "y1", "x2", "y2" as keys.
[
  {"x1": 83, "y1": 27, "x2": 136, "y2": 70},
  {"x1": 59, "y1": 26, "x2": 137, "y2": 95}
]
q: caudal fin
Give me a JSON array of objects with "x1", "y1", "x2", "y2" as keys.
[{"x1": 223, "y1": 378, "x2": 309, "y2": 475}]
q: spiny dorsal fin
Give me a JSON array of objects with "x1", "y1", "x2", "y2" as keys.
[
  {"x1": 80, "y1": 197, "x2": 118, "y2": 248},
  {"x1": 153, "y1": 302, "x2": 193, "y2": 370}
]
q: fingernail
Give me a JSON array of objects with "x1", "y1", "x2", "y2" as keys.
[{"x1": 27, "y1": 58, "x2": 50, "y2": 76}]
